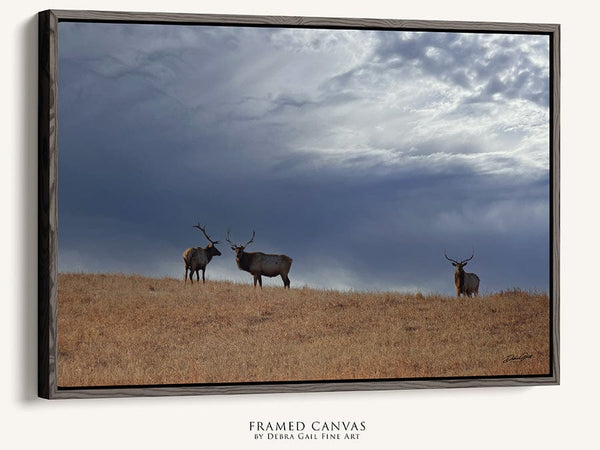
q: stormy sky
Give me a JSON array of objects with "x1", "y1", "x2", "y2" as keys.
[{"x1": 57, "y1": 22, "x2": 551, "y2": 294}]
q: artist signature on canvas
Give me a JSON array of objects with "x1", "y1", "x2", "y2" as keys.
[{"x1": 502, "y1": 352, "x2": 533, "y2": 363}]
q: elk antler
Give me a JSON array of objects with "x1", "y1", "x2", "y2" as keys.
[
  {"x1": 225, "y1": 228, "x2": 235, "y2": 246},
  {"x1": 444, "y1": 250, "x2": 459, "y2": 264},
  {"x1": 444, "y1": 249, "x2": 475, "y2": 264},
  {"x1": 245, "y1": 230, "x2": 256, "y2": 248},
  {"x1": 194, "y1": 224, "x2": 220, "y2": 244},
  {"x1": 461, "y1": 248, "x2": 475, "y2": 264}
]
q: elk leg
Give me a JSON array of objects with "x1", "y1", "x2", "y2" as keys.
[
  {"x1": 253, "y1": 275, "x2": 258, "y2": 287},
  {"x1": 258, "y1": 275, "x2": 262, "y2": 288},
  {"x1": 184, "y1": 268, "x2": 188, "y2": 284},
  {"x1": 283, "y1": 275, "x2": 290, "y2": 288},
  {"x1": 202, "y1": 269, "x2": 206, "y2": 284}
]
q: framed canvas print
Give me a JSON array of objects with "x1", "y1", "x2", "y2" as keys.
[{"x1": 38, "y1": 10, "x2": 560, "y2": 399}]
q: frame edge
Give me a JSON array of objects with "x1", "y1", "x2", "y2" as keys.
[
  {"x1": 47, "y1": 9, "x2": 560, "y2": 33},
  {"x1": 38, "y1": 9, "x2": 59, "y2": 399},
  {"x1": 551, "y1": 24, "x2": 560, "y2": 386}
]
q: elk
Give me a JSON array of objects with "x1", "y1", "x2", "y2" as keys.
[
  {"x1": 444, "y1": 250, "x2": 480, "y2": 297},
  {"x1": 225, "y1": 229, "x2": 293, "y2": 288},
  {"x1": 183, "y1": 224, "x2": 222, "y2": 284}
]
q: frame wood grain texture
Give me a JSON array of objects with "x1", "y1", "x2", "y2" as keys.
[{"x1": 38, "y1": 9, "x2": 560, "y2": 399}]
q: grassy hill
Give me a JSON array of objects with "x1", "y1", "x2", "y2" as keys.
[{"x1": 57, "y1": 273, "x2": 550, "y2": 387}]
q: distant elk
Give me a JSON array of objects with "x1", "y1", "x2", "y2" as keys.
[
  {"x1": 444, "y1": 250, "x2": 480, "y2": 297},
  {"x1": 183, "y1": 224, "x2": 222, "y2": 284},
  {"x1": 225, "y1": 229, "x2": 293, "y2": 288}
]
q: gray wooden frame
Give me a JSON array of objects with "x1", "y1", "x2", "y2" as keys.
[{"x1": 38, "y1": 9, "x2": 560, "y2": 399}]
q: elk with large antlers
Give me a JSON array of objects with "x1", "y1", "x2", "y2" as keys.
[
  {"x1": 444, "y1": 249, "x2": 480, "y2": 297},
  {"x1": 226, "y1": 229, "x2": 293, "y2": 288},
  {"x1": 183, "y1": 224, "x2": 222, "y2": 284}
]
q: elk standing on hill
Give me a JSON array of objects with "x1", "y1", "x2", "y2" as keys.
[
  {"x1": 183, "y1": 224, "x2": 222, "y2": 284},
  {"x1": 444, "y1": 250, "x2": 480, "y2": 297},
  {"x1": 226, "y1": 229, "x2": 293, "y2": 288}
]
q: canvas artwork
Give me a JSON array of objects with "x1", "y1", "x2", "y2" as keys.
[{"x1": 39, "y1": 11, "x2": 559, "y2": 397}]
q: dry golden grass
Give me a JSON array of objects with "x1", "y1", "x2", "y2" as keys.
[{"x1": 57, "y1": 273, "x2": 550, "y2": 387}]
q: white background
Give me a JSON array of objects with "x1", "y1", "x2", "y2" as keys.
[{"x1": 3, "y1": 1, "x2": 598, "y2": 448}]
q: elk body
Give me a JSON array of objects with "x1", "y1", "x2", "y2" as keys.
[
  {"x1": 226, "y1": 229, "x2": 293, "y2": 288},
  {"x1": 183, "y1": 224, "x2": 222, "y2": 284},
  {"x1": 444, "y1": 250, "x2": 480, "y2": 297}
]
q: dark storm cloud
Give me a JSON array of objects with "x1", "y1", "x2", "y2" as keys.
[{"x1": 57, "y1": 23, "x2": 551, "y2": 294}]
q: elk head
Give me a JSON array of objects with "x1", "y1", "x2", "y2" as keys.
[
  {"x1": 194, "y1": 223, "x2": 222, "y2": 256},
  {"x1": 444, "y1": 249, "x2": 474, "y2": 271},
  {"x1": 225, "y1": 228, "x2": 255, "y2": 259}
]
